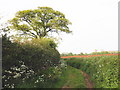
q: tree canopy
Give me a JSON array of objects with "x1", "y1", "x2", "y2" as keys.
[{"x1": 9, "y1": 7, "x2": 72, "y2": 38}]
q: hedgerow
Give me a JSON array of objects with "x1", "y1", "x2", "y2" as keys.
[
  {"x1": 66, "y1": 56, "x2": 118, "y2": 88},
  {"x1": 2, "y1": 35, "x2": 60, "y2": 88}
]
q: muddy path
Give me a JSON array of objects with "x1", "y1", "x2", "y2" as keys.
[
  {"x1": 61, "y1": 70, "x2": 94, "y2": 89},
  {"x1": 80, "y1": 70, "x2": 94, "y2": 90}
]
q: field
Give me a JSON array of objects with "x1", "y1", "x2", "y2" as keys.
[{"x1": 63, "y1": 55, "x2": 119, "y2": 88}]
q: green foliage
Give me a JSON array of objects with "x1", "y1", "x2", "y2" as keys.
[
  {"x1": 16, "y1": 58, "x2": 68, "y2": 88},
  {"x1": 16, "y1": 66, "x2": 62, "y2": 88},
  {"x1": 66, "y1": 56, "x2": 118, "y2": 88},
  {"x1": 2, "y1": 35, "x2": 60, "y2": 88},
  {"x1": 53, "y1": 65, "x2": 86, "y2": 88},
  {"x1": 9, "y1": 7, "x2": 72, "y2": 38}
]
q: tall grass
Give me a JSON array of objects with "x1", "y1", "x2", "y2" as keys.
[{"x1": 66, "y1": 55, "x2": 118, "y2": 88}]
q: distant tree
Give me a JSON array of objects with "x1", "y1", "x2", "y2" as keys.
[
  {"x1": 80, "y1": 52, "x2": 84, "y2": 55},
  {"x1": 9, "y1": 7, "x2": 72, "y2": 38},
  {"x1": 67, "y1": 52, "x2": 73, "y2": 56}
]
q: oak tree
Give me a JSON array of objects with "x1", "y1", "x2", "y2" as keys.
[{"x1": 9, "y1": 7, "x2": 72, "y2": 38}]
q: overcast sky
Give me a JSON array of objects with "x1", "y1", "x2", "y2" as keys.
[{"x1": 0, "y1": 0, "x2": 119, "y2": 54}]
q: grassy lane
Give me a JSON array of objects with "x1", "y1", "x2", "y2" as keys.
[
  {"x1": 66, "y1": 55, "x2": 118, "y2": 88},
  {"x1": 54, "y1": 66, "x2": 86, "y2": 88},
  {"x1": 80, "y1": 70, "x2": 94, "y2": 89}
]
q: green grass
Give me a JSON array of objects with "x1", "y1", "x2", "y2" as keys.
[{"x1": 53, "y1": 66, "x2": 86, "y2": 88}]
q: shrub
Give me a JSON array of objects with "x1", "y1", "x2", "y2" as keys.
[{"x1": 2, "y1": 36, "x2": 60, "y2": 88}]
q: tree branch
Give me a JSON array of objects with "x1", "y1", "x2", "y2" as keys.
[{"x1": 46, "y1": 28, "x2": 52, "y2": 32}]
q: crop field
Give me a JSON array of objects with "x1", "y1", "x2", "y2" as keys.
[{"x1": 63, "y1": 55, "x2": 119, "y2": 88}]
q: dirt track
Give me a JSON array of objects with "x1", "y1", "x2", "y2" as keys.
[
  {"x1": 62, "y1": 70, "x2": 94, "y2": 89},
  {"x1": 80, "y1": 71, "x2": 94, "y2": 90},
  {"x1": 61, "y1": 54, "x2": 119, "y2": 58}
]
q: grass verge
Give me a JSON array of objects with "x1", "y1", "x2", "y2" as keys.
[{"x1": 54, "y1": 65, "x2": 86, "y2": 88}]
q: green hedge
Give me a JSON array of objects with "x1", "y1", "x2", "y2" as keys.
[
  {"x1": 2, "y1": 36, "x2": 60, "y2": 88},
  {"x1": 66, "y1": 56, "x2": 118, "y2": 88}
]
